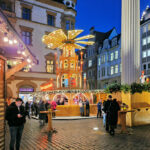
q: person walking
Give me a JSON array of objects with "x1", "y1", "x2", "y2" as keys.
[
  {"x1": 108, "y1": 98, "x2": 120, "y2": 135},
  {"x1": 79, "y1": 100, "x2": 83, "y2": 116},
  {"x1": 103, "y1": 95, "x2": 112, "y2": 132},
  {"x1": 85, "y1": 99, "x2": 90, "y2": 116},
  {"x1": 25, "y1": 101, "x2": 30, "y2": 119},
  {"x1": 97, "y1": 100, "x2": 102, "y2": 118},
  {"x1": 102, "y1": 100, "x2": 106, "y2": 127},
  {"x1": 39, "y1": 100, "x2": 46, "y2": 125},
  {"x1": 5, "y1": 98, "x2": 26, "y2": 150}
]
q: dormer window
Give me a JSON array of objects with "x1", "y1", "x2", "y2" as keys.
[{"x1": 111, "y1": 38, "x2": 117, "y2": 47}]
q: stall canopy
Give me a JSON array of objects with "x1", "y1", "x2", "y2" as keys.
[{"x1": 0, "y1": 8, "x2": 37, "y2": 79}]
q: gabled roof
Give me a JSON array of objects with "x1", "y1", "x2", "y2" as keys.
[{"x1": 94, "y1": 28, "x2": 114, "y2": 45}]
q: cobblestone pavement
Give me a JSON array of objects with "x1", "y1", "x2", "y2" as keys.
[{"x1": 5, "y1": 118, "x2": 150, "y2": 150}]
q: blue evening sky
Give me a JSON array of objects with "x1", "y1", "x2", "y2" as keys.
[{"x1": 76, "y1": 0, "x2": 149, "y2": 35}]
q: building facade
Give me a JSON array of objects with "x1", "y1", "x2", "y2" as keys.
[
  {"x1": 0, "y1": 0, "x2": 77, "y2": 99},
  {"x1": 83, "y1": 27, "x2": 121, "y2": 89},
  {"x1": 141, "y1": 6, "x2": 150, "y2": 79},
  {"x1": 97, "y1": 28, "x2": 121, "y2": 89}
]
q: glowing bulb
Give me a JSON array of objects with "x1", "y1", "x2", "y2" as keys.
[
  {"x1": 27, "y1": 58, "x2": 31, "y2": 63},
  {"x1": 28, "y1": 64, "x2": 32, "y2": 68},
  {"x1": 14, "y1": 39, "x2": 18, "y2": 44},
  {"x1": 143, "y1": 11, "x2": 146, "y2": 15},
  {"x1": 3, "y1": 37, "x2": 8, "y2": 42},
  {"x1": 13, "y1": 61, "x2": 17, "y2": 65},
  {"x1": 22, "y1": 51, "x2": 26, "y2": 56},
  {"x1": 9, "y1": 40, "x2": 13, "y2": 45},
  {"x1": 17, "y1": 50, "x2": 21, "y2": 54}
]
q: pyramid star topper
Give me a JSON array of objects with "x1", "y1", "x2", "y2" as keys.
[{"x1": 42, "y1": 29, "x2": 95, "y2": 50}]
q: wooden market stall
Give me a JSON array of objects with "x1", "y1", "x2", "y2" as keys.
[{"x1": 0, "y1": 8, "x2": 37, "y2": 149}]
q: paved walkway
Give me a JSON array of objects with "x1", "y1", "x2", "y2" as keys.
[{"x1": 5, "y1": 118, "x2": 150, "y2": 150}]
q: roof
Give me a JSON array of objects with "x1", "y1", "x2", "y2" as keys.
[{"x1": 94, "y1": 28, "x2": 114, "y2": 45}]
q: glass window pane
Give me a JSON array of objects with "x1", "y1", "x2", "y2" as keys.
[
  {"x1": 142, "y1": 51, "x2": 147, "y2": 58},
  {"x1": 143, "y1": 38, "x2": 147, "y2": 46}
]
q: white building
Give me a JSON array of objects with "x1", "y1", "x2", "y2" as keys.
[{"x1": 0, "y1": 0, "x2": 77, "y2": 99}]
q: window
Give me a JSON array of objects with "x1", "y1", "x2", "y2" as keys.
[
  {"x1": 83, "y1": 73, "x2": 86, "y2": 79},
  {"x1": 64, "y1": 60, "x2": 68, "y2": 69},
  {"x1": 111, "y1": 66, "x2": 114, "y2": 75},
  {"x1": 148, "y1": 50, "x2": 150, "y2": 57},
  {"x1": 0, "y1": 2, "x2": 12, "y2": 11},
  {"x1": 88, "y1": 60, "x2": 92, "y2": 67},
  {"x1": 143, "y1": 26, "x2": 147, "y2": 33},
  {"x1": 66, "y1": 20, "x2": 74, "y2": 30},
  {"x1": 115, "y1": 64, "x2": 118, "y2": 74},
  {"x1": 102, "y1": 68, "x2": 105, "y2": 77},
  {"x1": 148, "y1": 36, "x2": 150, "y2": 44},
  {"x1": 98, "y1": 58, "x2": 101, "y2": 66},
  {"x1": 98, "y1": 70, "x2": 100, "y2": 78},
  {"x1": 142, "y1": 51, "x2": 147, "y2": 58},
  {"x1": 46, "y1": 60, "x2": 54, "y2": 73},
  {"x1": 66, "y1": 20, "x2": 70, "y2": 30},
  {"x1": 22, "y1": 7, "x2": 31, "y2": 20},
  {"x1": 148, "y1": 24, "x2": 150, "y2": 31},
  {"x1": 111, "y1": 38, "x2": 117, "y2": 47},
  {"x1": 115, "y1": 51, "x2": 118, "y2": 59},
  {"x1": 143, "y1": 64, "x2": 146, "y2": 70},
  {"x1": 22, "y1": 31, "x2": 31, "y2": 45},
  {"x1": 110, "y1": 52, "x2": 114, "y2": 61},
  {"x1": 148, "y1": 63, "x2": 150, "y2": 69},
  {"x1": 71, "y1": 22, "x2": 74, "y2": 30},
  {"x1": 47, "y1": 14, "x2": 55, "y2": 26},
  {"x1": 142, "y1": 38, "x2": 147, "y2": 46},
  {"x1": 101, "y1": 55, "x2": 105, "y2": 63}
]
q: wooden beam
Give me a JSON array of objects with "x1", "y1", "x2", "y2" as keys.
[{"x1": 6, "y1": 61, "x2": 28, "y2": 80}]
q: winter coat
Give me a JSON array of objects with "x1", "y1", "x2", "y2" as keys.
[
  {"x1": 5, "y1": 102, "x2": 26, "y2": 127},
  {"x1": 97, "y1": 102, "x2": 102, "y2": 110},
  {"x1": 39, "y1": 102, "x2": 46, "y2": 120},
  {"x1": 51, "y1": 101, "x2": 57, "y2": 110},
  {"x1": 85, "y1": 100, "x2": 90, "y2": 109},
  {"x1": 108, "y1": 100, "x2": 120, "y2": 126}
]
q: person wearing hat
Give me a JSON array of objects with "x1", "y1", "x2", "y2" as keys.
[{"x1": 5, "y1": 98, "x2": 26, "y2": 150}]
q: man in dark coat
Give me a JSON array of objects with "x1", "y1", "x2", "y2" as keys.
[
  {"x1": 85, "y1": 99, "x2": 90, "y2": 116},
  {"x1": 108, "y1": 99, "x2": 120, "y2": 135},
  {"x1": 5, "y1": 98, "x2": 26, "y2": 150},
  {"x1": 103, "y1": 95, "x2": 112, "y2": 132},
  {"x1": 39, "y1": 100, "x2": 46, "y2": 125},
  {"x1": 25, "y1": 101, "x2": 30, "y2": 119}
]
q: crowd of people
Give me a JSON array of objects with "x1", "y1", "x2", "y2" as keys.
[{"x1": 5, "y1": 95, "x2": 121, "y2": 150}]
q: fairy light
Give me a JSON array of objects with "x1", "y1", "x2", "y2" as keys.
[
  {"x1": 14, "y1": 39, "x2": 18, "y2": 44},
  {"x1": 27, "y1": 58, "x2": 31, "y2": 63},
  {"x1": 9, "y1": 40, "x2": 13, "y2": 45},
  {"x1": 22, "y1": 51, "x2": 26, "y2": 56},
  {"x1": 4, "y1": 37, "x2": 8, "y2": 42}
]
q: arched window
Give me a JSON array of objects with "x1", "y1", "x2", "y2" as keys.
[{"x1": 64, "y1": 60, "x2": 68, "y2": 69}]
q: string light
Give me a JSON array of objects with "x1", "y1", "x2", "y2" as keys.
[
  {"x1": 13, "y1": 39, "x2": 18, "y2": 44},
  {"x1": 27, "y1": 58, "x2": 31, "y2": 63},
  {"x1": 9, "y1": 40, "x2": 13, "y2": 45},
  {"x1": 4, "y1": 36, "x2": 8, "y2": 42}
]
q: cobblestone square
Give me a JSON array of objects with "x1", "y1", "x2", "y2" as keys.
[{"x1": 5, "y1": 118, "x2": 150, "y2": 150}]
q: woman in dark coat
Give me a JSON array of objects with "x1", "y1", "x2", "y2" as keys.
[
  {"x1": 108, "y1": 99, "x2": 120, "y2": 135},
  {"x1": 39, "y1": 100, "x2": 46, "y2": 125}
]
